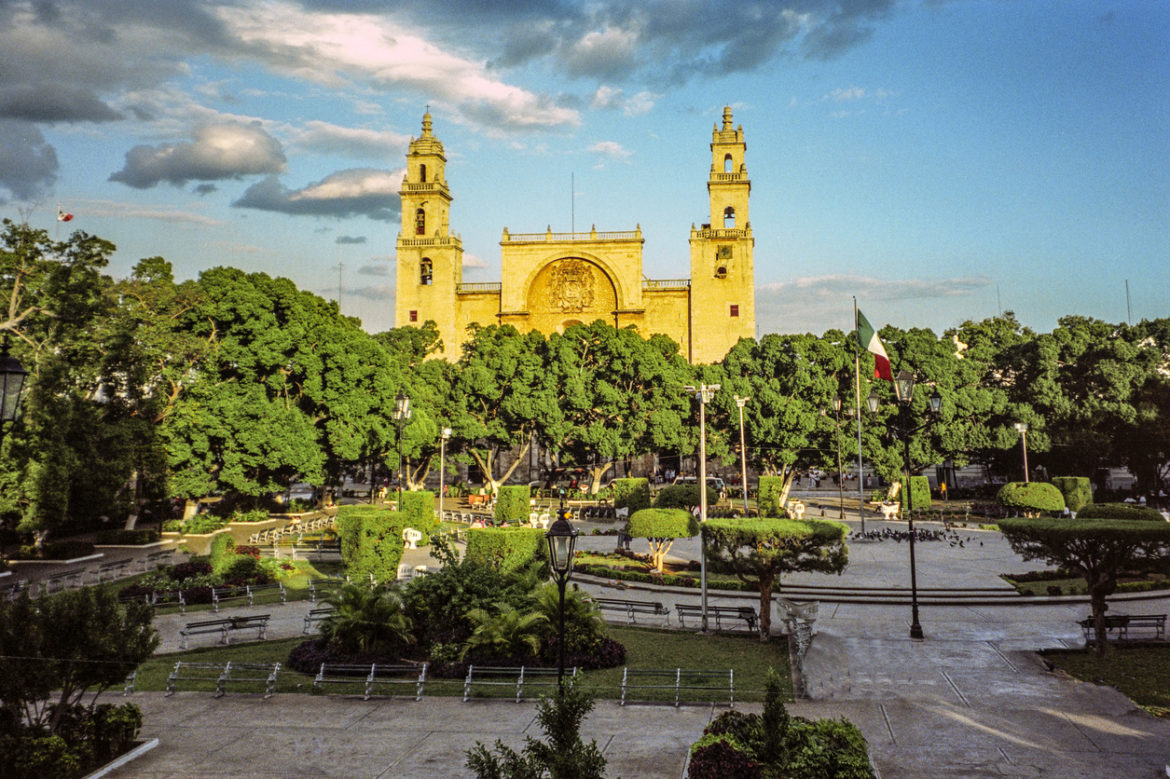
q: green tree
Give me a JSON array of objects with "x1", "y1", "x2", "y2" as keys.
[
  {"x1": 626, "y1": 508, "x2": 698, "y2": 573},
  {"x1": 321, "y1": 583, "x2": 414, "y2": 656},
  {"x1": 704, "y1": 517, "x2": 848, "y2": 640}
]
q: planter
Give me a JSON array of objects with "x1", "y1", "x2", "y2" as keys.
[
  {"x1": 168, "y1": 529, "x2": 231, "y2": 556},
  {"x1": 83, "y1": 738, "x2": 159, "y2": 779}
]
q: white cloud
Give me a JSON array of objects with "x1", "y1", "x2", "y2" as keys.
[
  {"x1": 587, "y1": 141, "x2": 632, "y2": 162},
  {"x1": 75, "y1": 198, "x2": 223, "y2": 226},
  {"x1": 233, "y1": 167, "x2": 403, "y2": 221},
  {"x1": 109, "y1": 122, "x2": 286, "y2": 188},
  {"x1": 463, "y1": 252, "x2": 487, "y2": 269},
  {"x1": 827, "y1": 86, "x2": 866, "y2": 102},
  {"x1": 288, "y1": 121, "x2": 407, "y2": 160}
]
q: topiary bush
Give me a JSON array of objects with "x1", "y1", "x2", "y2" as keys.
[
  {"x1": 904, "y1": 475, "x2": 931, "y2": 512},
  {"x1": 399, "y1": 490, "x2": 437, "y2": 542},
  {"x1": 688, "y1": 733, "x2": 762, "y2": 779},
  {"x1": 494, "y1": 485, "x2": 531, "y2": 524},
  {"x1": 1050, "y1": 476, "x2": 1092, "y2": 513},
  {"x1": 996, "y1": 482, "x2": 1066, "y2": 516},
  {"x1": 757, "y1": 476, "x2": 785, "y2": 517},
  {"x1": 612, "y1": 478, "x2": 651, "y2": 512},
  {"x1": 627, "y1": 508, "x2": 699, "y2": 572},
  {"x1": 208, "y1": 533, "x2": 236, "y2": 574},
  {"x1": 654, "y1": 483, "x2": 716, "y2": 510},
  {"x1": 1076, "y1": 502, "x2": 1165, "y2": 522},
  {"x1": 464, "y1": 526, "x2": 546, "y2": 573}
]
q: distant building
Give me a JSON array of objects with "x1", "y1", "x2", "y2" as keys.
[{"x1": 394, "y1": 106, "x2": 756, "y2": 364}]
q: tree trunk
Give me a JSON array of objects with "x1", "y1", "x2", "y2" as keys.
[
  {"x1": 182, "y1": 500, "x2": 199, "y2": 520},
  {"x1": 1089, "y1": 576, "x2": 1114, "y2": 659},
  {"x1": 123, "y1": 468, "x2": 140, "y2": 530},
  {"x1": 758, "y1": 571, "x2": 775, "y2": 641},
  {"x1": 589, "y1": 462, "x2": 613, "y2": 495}
]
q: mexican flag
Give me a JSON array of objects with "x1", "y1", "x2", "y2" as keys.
[{"x1": 857, "y1": 309, "x2": 893, "y2": 381}]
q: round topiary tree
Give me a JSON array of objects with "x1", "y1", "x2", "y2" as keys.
[
  {"x1": 627, "y1": 508, "x2": 699, "y2": 572},
  {"x1": 1049, "y1": 476, "x2": 1092, "y2": 513},
  {"x1": 996, "y1": 482, "x2": 1065, "y2": 517}
]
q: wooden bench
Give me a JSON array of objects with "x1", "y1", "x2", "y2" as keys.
[
  {"x1": 303, "y1": 607, "x2": 333, "y2": 634},
  {"x1": 620, "y1": 667, "x2": 735, "y2": 708},
  {"x1": 141, "y1": 550, "x2": 173, "y2": 572},
  {"x1": 40, "y1": 570, "x2": 76, "y2": 595},
  {"x1": 593, "y1": 597, "x2": 670, "y2": 625},
  {"x1": 165, "y1": 661, "x2": 281, "y2": 698},
  {"x1": 1080, "y1": 613, "x2": 1166, "y2": 643},
  {"x1": 179, "y1": 614, "x2": 270, "y2": 649},
  {"x1": 313, "y1": 663, "x2": 428, "y2": 700},
  {"x1": 96, "y1": 560, "x2": 132, "y2": 583},
  {"x1": 308, "y1": 578, "x2": 343, "y2": 603},
  {"x1": 462, "y1": 665, "x2": 578, "y2": 703},
  {"x1": 676, "y1": 604, "x2": 758, "y2": 633}
]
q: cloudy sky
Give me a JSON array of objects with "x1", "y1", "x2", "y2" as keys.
[{"x1": 2, "y1": 1, "x2": 1166, "y2": 337}]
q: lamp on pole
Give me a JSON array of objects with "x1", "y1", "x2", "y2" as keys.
[
  {"x1": 831, "y1": 397, "x2": 845, "y2": 519},
  {"x1": 438, "y1": 427, "x2": 452, "y2": 518},
  {"x1": 545, "y1": 495, "x2": 579, "y2": 696},
  {"x1": 734, "y1": 395, "x2": 750, "y2": 515},
  {"x1": 0, "y1": 336, "x2": 28, "y2": 447},
  {"x1": 867, "y1": 370, "x2": 940, "y2": 641},
  {"x1": 1014, "y1": 422, "x2": 1029, "y2": 483},
  {"x1": 684, "y1": 383, "x2": 719, "y2": 632},
  {"x1": 392, "y1": 393, "x2": 412, "y2": 507}
]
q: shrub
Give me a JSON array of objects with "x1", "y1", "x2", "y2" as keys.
[
  {"x1": 179, "y1": 515, "x2": 229, "y2": 534},
  {"x1": 757, "y1": 476, "x2": 785, "y2": 517},
  {"x1": 230, "y1": 509, "x2": 271, "y2": 523},
  {"x1": 688, "y1": 734, "x2": 761, "y2": 779},
  {"x1": 349, "y1": 513, "x2": 410, "y2": 583},
  {"x1": 654, "y1": 483, "x2": 716, "y2": 510},
  {"x1": 208, "y1": 533, "x2": 236, "y2": 574},
  {"x1": 93, "y1": 529, "x2": 159, "y2": 545},
  {"x1": 785, "y1": 717, "x2": 874, "y2": 779},
  {"x1": 903, "y1": 475, "x2": 931, "y2": 511},
  {"x1": 220, "y1": 555, "x2": 269, "y2": 583},
  {"x1": 1050, "y1": 476, "x2": 1092, "y2": 513},
  {"x1": 399, "y1": 491, "x2": 437, "y2": 542},
  {"x1": 494, "y1": 485, "x2": 531, "y2": 524},
  {"x1": 1076, "y1": 502, "x2": 1165, "y2": 522},
  {"x1": 32, "y1": 540, "x2": 95, "y2": 560},
  {"x1": 321, "y1": 583, "x2": 414, "y2": 657},
  {"x1": 464, "y1": 526, "x2": 546, "y2": 573},
  {"x1": 612, "y1": 478, "x2": 651, "y2": 512},
  {"x1": 996, "y1": 482, "x2": 1065, "y2": 515}
]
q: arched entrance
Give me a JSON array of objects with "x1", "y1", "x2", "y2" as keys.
[{"x1": 525, "y1": 258, "x2": 618, "y2": 333}]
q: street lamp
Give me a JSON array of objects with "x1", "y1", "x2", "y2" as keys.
[
  {"x1": 393, "y1": 393, "x2": 412, "y2": 507},
  {"x1": 867, "y1": 370, "x2": 941, "y2": 641},
  {"x1": 438, "y1": 427, "x2": 452, "y2": 518},
  {"x1": 0, "y1": 337, "x2": 28, "y2": 445},
  {"x1": 734, "y1": 395, "x2": 750, "y2": 515},
  {"x1": 545, "y1": 498, "x2": 579, "y2": 696},
  {"x1": 1014, "y1": 422, "x2": 1029, "y2": 483},
  {"x1": 831, "y1": 397, "x2": 845, "y2": 519},
  {"x1": 684, "y1": 383, "x2": 719, "y2": 632}
]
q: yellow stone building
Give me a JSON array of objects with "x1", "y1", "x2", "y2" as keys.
[{"x1": 394, "y1": 107, "x2": 756, "y2": 364}]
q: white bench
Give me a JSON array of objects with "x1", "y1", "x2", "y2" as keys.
[
  {"x1": 403, "y1": 527, "x2": 422, "y2": 549},
  {"x1": 620, "y1": 667, "x2": 734, "y2": 708}
]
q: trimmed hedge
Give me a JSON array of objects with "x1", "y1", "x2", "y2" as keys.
[
  {"x1": 1076, "y1": 502, "x2": 1165, "y2": 522},
  {"x1": 208, "y1": 533, "x2": 236, "y2": 574},
  {"x1": 464, "y1": 526, "x2": 547, "y2": 573},
  {"x1": 612, "y1": 478, "x2": 651, "y2": 513},
  {"x1": 1050, "y1": 476, "x2": 1092, "y2": 513},
  {"x1": 335, "y1": 506, "x2": 410, "y2": 583},
  {"x1": 997, "y1": 482, "x2": 1065, "y2": 514},
  {"x1": 627, "y1": 508, "x2": 699, "y2": 539},
  {"x1": 495, "y1": 485, "x2": 531, "y2": 524},
  {"x1": 654, "y1": 483, "x2": 717, "y2": 510},
  {"x1": 757, "y1": 476, "x2": 785, "y2": 517},
  {"x1": 902, "y1": 475, "x2": 931, "y2": 511},
  {"x1": 399, "y1": 490, "x2": 437, "y2": 543}
]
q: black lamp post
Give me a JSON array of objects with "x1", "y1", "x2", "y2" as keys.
[
  {"x1": 393, "y1": 393, "x2": 411, "y2": 507},
  {"x1": 831, "y1": 397, "x2": 845, "y2": 519},
  {"x1": 545, "y1": 496, "x2": 579, "y2": 696},
  {"x1": 0, "y1": 336, "x2": 28, "y2": 447},
  {"x1": 867, "y1": 370, "x2": 941, "y2": 641}
]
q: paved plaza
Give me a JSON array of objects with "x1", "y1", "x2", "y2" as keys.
[{"x1": 71, "y1": 512, "x2": 1170, "y2": 777}]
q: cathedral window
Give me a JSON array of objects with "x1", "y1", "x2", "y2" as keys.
[
  {"x1": 724, "y1": 154, "x2": 733, "y2": 173},
  {"x1": 723, "y1": 207, "x2": 735, "y2": 229},
  {"x1": 409, "y1": 310, "x2": 418, "y2": 322},
  {"x1": 415, "y1": 208, "x2": 426, "y2": 235},
  {"x1": 420, "y1": 164, "x2": 427, "y2": 182},
  {"x1": 420, "y1": 258, "x2": 433, "y2": 286},
  {"x1": 730, "y1": 304, "x2": 740, "y2": 317}
]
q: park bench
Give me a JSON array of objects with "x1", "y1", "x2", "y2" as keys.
[
  {"x1": 676, "y1": 604, "x2": 758, "y2": 633},
  {"x1": 313, "y1": 663, "x2": 428, "y2": 700},
  {"x1": 165, "y1": 660, "x2": 281, "y2": 697},
  {"x1": 151, "y1": 588, "x2": 187, "y2": 613},
  {"x1": 619, "y1": 667, "x2": 735, "y2": 708},
  {"x1": 95, "y1": 559, "x2": 132, "y2": 583},
  {"x1": 211, "y1": 582, "x2": 286, "y2": 611},
  {"x1": 308, "y1": 578, "x2": 343, "y2": 603},
  {"x1": 141, "y1": 550, "x2": 173, "y2": 572},
  {"x1": 246, "y1": 582, "x2": 288, "y2": 606},
  {"x1": 462, "y1": 665, "x2": 578, "y2": 703},
  {"x1": 1080, "y1": 613, "x2": 1166, "y2": 643},
  {"x1": 593, "y1": 597, "x2": 670, "y2": 626},
  {"x1": 302, "y1": 606, "x2": 333, "y2": 634},
  {"x1": 40, "y1": 570, "x2": 76, "y2": 595},
  {"x1": 179, "y1": 614, "x2": 270, "y2": 649}
]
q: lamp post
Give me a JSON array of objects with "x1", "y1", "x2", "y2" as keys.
[
  {"x1": 392, "y1": 393, "x2": 412, "y2": 507},
  {"x1": 867, "y1": 370, "x2": 940, "y2": 641},
  {"x1": 1014, "y1": 422, "x2": 1029, "y2": 483},
  {"x1": 545, "y1": 496, "x2": 579, "y2": 696},
  {"x1": 831, "y1": 397, "x2": 845, "y2": 519},
  {"x1": 0, "y1": 337, "x2": 28, "y2": 447},
  {"x1": 684, "y1": 383, "x2": 719, "y2": 632},
  {"x1": 438, "y1": 427, "x2": 452, "y2": 519},
  {"x1": 734, "y1": 395, "x2": 750, "y2": 515}
]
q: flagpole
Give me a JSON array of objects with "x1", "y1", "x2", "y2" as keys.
[{"x1": 854, "y1": 297, "x2": 866, "y2": 535}]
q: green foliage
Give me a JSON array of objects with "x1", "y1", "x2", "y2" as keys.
[
  {"x1": 757, "y1": 476, "x2": 786, "y2": 517},
  {"x1": 230, "y1": 509, "x2": 271, "y2": 523},
  {"x1": 92, "y1": 529, "x2": 159, "y2": 545},
  {"x1": 611, "y1": 478, "x2": 651, "y2": 512},
  {"x1": 459, "y1": 603, "x2": 548, "y2": 662},
  {"x1": 399, "y1": 490, "x2": 437, "y2": 541},
  {"x1": 321, "y1": 583, "x2": 414, "y2": 657},
  {"x1": 1050, "y1": 476, "x2": 1092, "y2": 513},
  {"x1": 761, "y1": 667, "x2": 789, "y2": 764},
  {"x1": 465, "y1": 527, "x2": 546, "y2": 573},
  {"x1": 495, "y1": 485, "x2": 531, "y2": 523},
  {"x1": 1076, "y1": 502, "x2": 1165, "y2": 521},
  {"x1": 997, "y1": 482, "x2": 1065, "y2": 514},
  {"x1": 335, "y1": 506, "x2": 410, "y2": 583},
  {"x1": 784, "y1": 718, "x2": 874, "y2": 778},
  {"x1": 653, "y1": 483, "x2": 716, "y2": 509},
  {"x1": 904, "y1": 475, "x2": 931, "y2": 511},
  {"x1": 208, "y1": 533, "x2": 236, "y2": 574},
  {"x1": 626, "y1": 508, "x2": 698, "y2": 539},
  {"x1": 465, "y1": 685, "x2": 606, "y2": 779},
  {"x1": 530, "y1": 583, "x2": 605, "y2": 653}
]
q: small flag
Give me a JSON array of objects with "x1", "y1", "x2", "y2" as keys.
[
  {"x1": 57, "y1": 208, "x2": 73, "y2": 222},
  {"x1": 857, "y1": 308, "x2": 893, "y2": 382}
]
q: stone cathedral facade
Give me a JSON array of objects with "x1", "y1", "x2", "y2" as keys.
[{"x1": 394, "y1": 107, "x2": 756, "y2": 364}]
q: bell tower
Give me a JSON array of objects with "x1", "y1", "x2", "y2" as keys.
[
  {"x1": 395, "y1": 111, "x2": 463, "y2": 354},
  {"x1": 688, "y1": 105, "x2": 756, "y2": 363}
]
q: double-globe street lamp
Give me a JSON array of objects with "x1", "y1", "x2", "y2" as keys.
[
  {"x1": 734, "y1": 395, "x2": 751, "y2": 515},
  {"x1": 545, "y1": 497, "x2": 579, "y2": 696},
  {"x1": 393, "y1": 393, "x2": 412, "y2": 507},
  {"x1": 867, "y1": 370, "x2": 941, "y2": 641},
  {"x1": 684, "y1": 383, "x2": 719, "y2": 633},
  {"x1": 438, "y1": 427, "x2": 452, "y2": 518},
  {"x1": 830, "y1": 397, "x2": 846, "y2": 519},
  {"x1": 1014, "y1": 422, "x2": 1030, "y2": 483}
]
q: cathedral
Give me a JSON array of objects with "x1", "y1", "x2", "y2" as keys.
[{"x1": 394, "y1": 107, "x2": 756, "y2": 364}]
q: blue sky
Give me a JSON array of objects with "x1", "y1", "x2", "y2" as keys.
[{"x1": 2, "y1": 0, "x2": 1166, "y2": 338}]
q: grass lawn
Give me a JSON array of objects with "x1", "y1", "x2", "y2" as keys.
[
  {"x1": 132, "y1": 625, "x2": 793, "y2": 703},
  {"x1": 1041, "y1": 645, "x2": 1170, "y2": 716}
]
